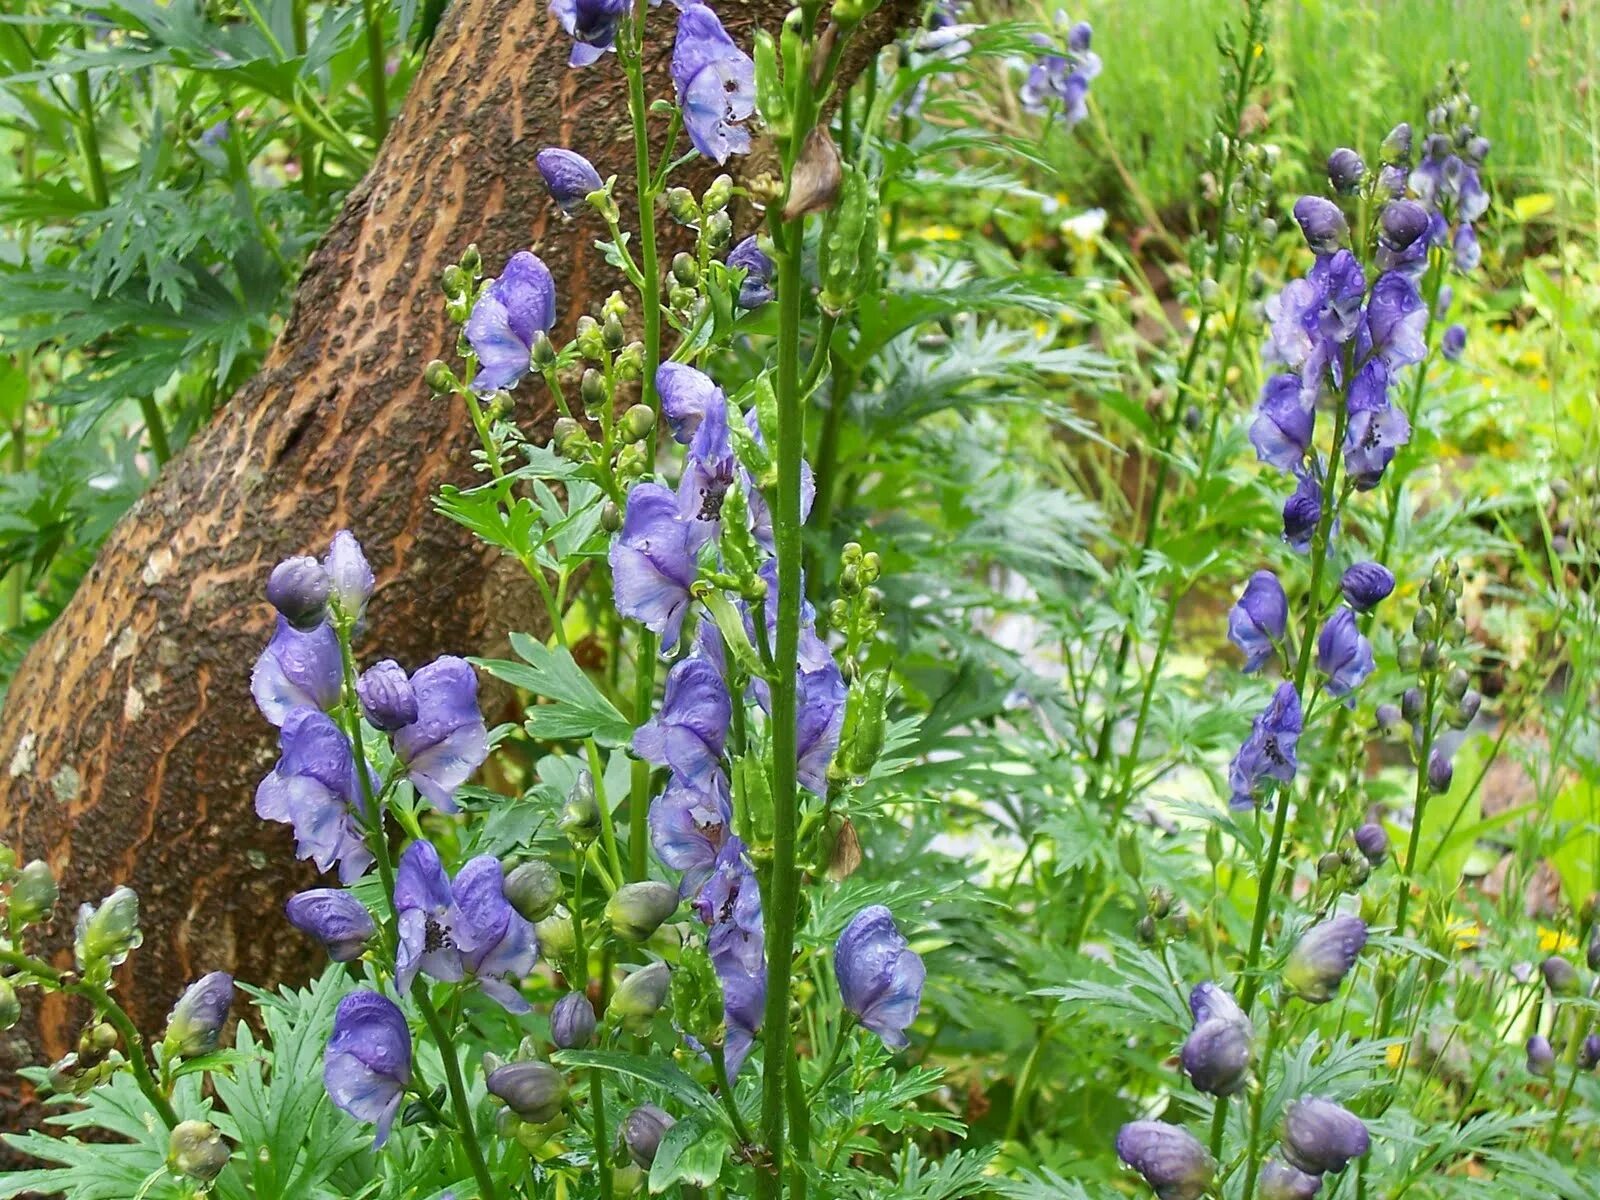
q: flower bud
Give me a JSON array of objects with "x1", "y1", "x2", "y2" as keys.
[
  {"x1": 621, "y1": 404, "x2": 656, "y2": 444},
  {"x1": 580, "y1": 368, "x2": 607, "y2": 412},
  {"x1": 666, "y1": 187, "x2": 701, "y2": 225},
  {"x1": 0, "y1": 978, "x2": 18, "y2": 1031},
  {"x1": 601, "y1": 501, "x2": 622, "y2": 532},
  {"x1": 1375, "y1": 703, "x2": 1403, "y2": 736},
  {"x1": 74, "y1": 886, "x2": 143, "y2": 976},
  {"x1": 1381, "y1": 121, "x2": 1413, "y2": 163},
  {"x1": 1526, "y1": 1034, "x2": 1555, "y2": 1077},
  {"x1": 167, "y1": 1120, "x2": 230, "y2": 1183},
  {"x1": 1340, "y1": 562, "x2": 1395, "y2": 611},
  {"x1": 703, "y1": 174, "x2": 734, "y2": 212},
  {"x1": 487, "y1": 1060, "x2": 568, "y2": 1124},
  {"x1": 424, "y1": 359, "x2": 459, "y2": 394},
  {"x1": 1426, "y1": 747, "x2": 1454, "y2": 794},
  {"x1": 1353, "y1": 822, "x2": 1389, "y2": 866},
  {"x1": 606, "y1": 881, "x2": 679, "y2": 943},
  {"x1": 536, "y1": 148, "x2": 604, "y2": 215},
  {"x1": 1284, "y1": 914, "x2": 1367, "y2": 1003},
  {"x1": 1580, "y1": 1033, "x2": 1600, "y2": 1071},
  {"x1": 163, "y1": 971, "x2": 234, "y2": 1059},
  {"x1": 1115, "y1": 1121, "x2": 1216, "y2": 1200},
  {"x1": 560, "y1": 771, "x2": 601, "y2": 846},
  {"x1": 1378, "y1": 200, "x2": 1431, "y2": 253},
  {"x1": 552, "y1": 416, "x2": 588, "y2": 460},
  {"x1": 609, "y1": 961, "x2": 670, "y2": 1035},
  {"x1": 11, "y1": 859, "x2": 57, "y2": 924},
  {"x1": 440, "y1": 264, "x2": 468, "y2": 299},
  {"x1": 1291, "y1": 196, "x2": 1348, "y2": 256},
  {"x1": 535, "y1": 912, "x2": 576, "y2": 962},
  {"x1": 575, "y1": 316, "x2": 605, "y2": 360},
  {"x1": 1283, "y1": 1096, "x2": 1369, "y2": 1174},
  {"x1": 1541, "y1": 956, "x2": 1580, "y2": 996},
  {"x1": 357, "y1": 660, "x2": 418, "y2": 731},
  {"x1": 622, "y1": 1103, "x2": 676, "y2": 1167},
  {"x1": 1443, "y1": 668, "x2": 1471, "y2": 702},
  {"x1": 551, "y1": 992, "x2": 596, "y2": 1049},
  {"x1": 1181, "y1": 1018, "x2": 1253, "y2": 1096},
  {"x1": 603, "y1": 314, "x2": 626, "y2": 352},
  {"x1": 266, "y1": 556, "x2": 331, "y2": 631},
  {"x1": 1316, "y1": 852, "x2": 1344, "y2": 879},
  {"x1": 1326, "y1": 147, "x2": 1365, "y2": 193},
  {"x1": 285, "y1": 889, "x2": 376, "y2": 962},
  {"x1": 1258, "y1": 1160, "x2": 1322, "y2": 1200},
  {"x1": 1401, "y1": 686, "x2": 1425, "y2": 723},
  {"x1": 783, "y1": 127, "x2": 843, "y2": 221},
  {"x1": 1587, "y1": 931, "x2": 1600, "y2": 973},
  {"x1": 323, "y1": 531, "x2": 374, "y2": 622},
  {"x1": 459, "y1": 244, "x2": 482, "y2": 276},
  {"x1": 1441, "y1": 324, "x2": 1466, "y2": 361},
  {"x1": 505, "y1": 861, "x2": 562, "y2": 923},
  {"x1": 671, "y1": 252, "x2": 699, "y2": 287}
]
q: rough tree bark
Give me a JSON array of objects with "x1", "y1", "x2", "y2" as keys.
[{"x1": 0, "y1": 0, "x2": 912, "y2": 1144}]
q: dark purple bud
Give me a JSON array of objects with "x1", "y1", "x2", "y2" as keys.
[
  {"x1": 726, "y1": 236, "x2": 775, "y2": 308},
  {"x1": 1376, "y1": 163, "x2": 1408, "y2": 200},
  {"x1": 1115, "y1": 1121, "x2": 1216, "y2": 1200},
  {"x1": 1426, "y1": 746, "x2": 1454, "y2": 794},
  {"x1": 1465, "y1": 135, "x2": 1491, "y2": 165},
  {"x1": 1401, "y1": 686, "x2": 1425, "y2": 723},
  {"x1": 1326, "y1": 147, "x2": 1365, "y2": 193},
  {"x1": 1353, "y1": 822, "x2": 1388, "y2": 866},
  {"x1": 1526, "y1": 1034, "x2": 1556, "y2": 1077},
  {"x1": 551, "y1": 991, "x2": 596, "y2": 1049},
  {"x1": 356, "y1": 659, "x2": 418, "y2": 731},
  {"x1": 286, "y1": 889, "x2": 377, "y2": 962},
  {"x1": 1375, "y1": 703, "x2": 1403, "y2": 736},
  {"x1": 1435, "y1": 284, "x2": 1454, "y2": 317},
  {"x1": 1580, "y1": 1033, "x2": 1600, "y2": 1071},
  {"x1": 1228, "y1": 570, "x2": 1289, "y2": 672},
  {"x1": 1188, "y1": 981, "x2": 1244, "y2": 1027},
  {"x1": 1292, "y1": 196, "x2": 1349, "y2": 256},
  {"x1": 1588, "y1": 931, "x2": 1600, "y2": 972},
  {"x1": 1340, "y1": 562, "x2": 1396, "y2": 611},
  {"x1": 1258, "y1": 1160, "x2": 1324, "y2": 1200},
  {"x1": 1251, "y1": 375, "x2": 1315, "y2": 473},
  {"x1": 163, "y1": 972, "x2": 234, "y2": 1058},
  {"x1": 487, "y1": 1060, "x2": 568, "y2": 1124},
  {"x1": 1542, "y1": 956, "x2": 1580, "y2": 996},
  {"x1": 1283, "y1": 1096, "x2": 1369, "y2": 1174},
  {"x1": 1284, "y1": 914, "x2": 1367, "y2": 1003},
  {"x1": 1067, "y1": 20, "x2": 1092, "y2": 53},
  {"x1": 1379, "y1": 200, "x2": 1431, "y2": 253},
  {"x1": 266, "y1": 556, "x2": 330, "y2": 631},
  {"x1": 1441, "y1": 324, "x2": 1467, "y2": 361},
  {"x1": 536, "y1": 148, "x2": 604, "y2": 213},
  {"x1": 1453, "y1": 224, "x2": 1481, "y2": 273},
  {"x1": 1181, "y1": 1018, "x2": 1253, "y2": 1096},
  {"x1": 622, "y1": 1104, "x2": 676, "y2": 1167},
  {"x1": 1381, "y1": 122, "x2": 1412, "y2": 163},
  {"x1": 1282, "y1": 474, "x2": 1324, "y2": 553}
]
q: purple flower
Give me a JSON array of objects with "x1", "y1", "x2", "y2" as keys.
[
  {"x1": 466, "y1": 251, "x2": 557, "y2": 391},
  {"x1": 610, "y1": 482, "x2": 699, "y2": 650},
  {"x1": 1453, "y1": 223, "x2": 1481, "y2": 273},
  {"x1": 286, "y1": 889, "x2": 377, "y2": 961},
  {"x1": 750, "y1": 558, "x2": 832, "y2": 675},
  {"x1": 552, "y1": 0, "x2": 630, "y2": 66},
  {"x1": 1258, "y1": 1160, "x2": 1324, "y2": 1200},
  {"x1": 727, "y1": 236, "x2": 774, "y2": 308},
  {"x1": 1282, "y1": 1097, "x2": 1369, "y2": 1174},
  {"x1": 695, "y1": 839, "x2": 765, "y2": 1075},
  {"x1": 1353, "y1": 822, "x2": 1388, "y2": 865},
  {"x1": 1227, "y1": 682, "x2": 1302, "y2": 809},
  {"x1": 1340, "y1": 562, "x2": 1395, "y2": 611},
  {"x1": 357, "y1": 659, "x2": 418, "y2": 731},
  {"x1": 1363, "y1": 272, "x2": 1427, "y2": 370},
  {"x1": 1441, "y1": 323, "x2": 1466, "y2": 361},
  {"x1": 163, "y1": 972, "x2": 234, "y2": 1058},
  {"x1": 394, "y1": 842, "x2": 537, "y2": 1012},
  {"x1": 324, "y1": 531, "x2": 374, "y2": 622},
  {"x1": 266, "y1": 556, "x2": 330, "y2": 631},
  {"x1": 835, "y1": 905, "x2": 925, "y2": 1050},
  {"x1": 486, "y1": 1060, "x2": 567, "y2": 1123},
  {"x1": 1250, "y1": 374, "x2": 1315, "y2": 473},
  {"x1": 1526, "y1": 1034, "x2": 1555, "y2": 1077},
  {"x1": 1292, "y1": 196, "x2": 1348, "y2": 256},
  {"x1": 1114, "y1": 1121, "x2": 1216, "y2": 1200},
  {"x1": 1426, "y1": 745, "x2": 1454, "y2": 793},
  {"x1": 1411, "y1": 143, "x2": 1489, "y2": 223},
  {"x1": 677, "y1": 399, "x2": 736, "y2": 549},
  {"x1": 1378, "y1": 200, "x2": 1430, "y2": 255},
  {"x1": 551, "y1": 991, "x2": 597, "y2": 1049},
  {"x1": 1342, "y1": 401, "x2": 1410, "y2": 491},
  {"x1": 623, "y1": 1104, "x2": 676, "y2": 1167},
  {"x1": 537, "y1": 148, "x2": 603, "y2": 213},
  {"x1": 1316, "y1": 607, "x2": 1375, "y2": 698},
  {"x1": 324, "y1": 991, "x2": 411, "y2": 1147},
  {"x1": 635, "y1": 655, "x2": 730, "y2": 788},
  {"x1": 1281, "y1": 474, "x2": 1325, "y2": 553},
  {"x1": 650, "y1": 775, "x2": 733, "y2": 898},
  {"x1": 672, "y1": 4, "x2": 756, "y2": 164},
  {"x1": 1019, "y1": 17, "x2": 1100, "y2": 124},
  {"x1": 796, "y1": 659, "x2": 849, "y2": 793},
  {"x1": 1228, "y1": 570, "x2": 1288, "y2": 672},
  {"x1": 1326, "y1": 148, "x2": 1365, "y2": 193},
  {"x1": 740, "y1": 409, "x2": 815, "y2": 549},
  {"x1": 391, "y1": 656, "x2": 489, "y2": 813},
  {"x1": 251, "y1": 618, "x2": 342, "y2": 727},
  {"x1": 256, "y1": 707, "x2": 373, "y2": 883},
  {"x1": 1265, "y1": 250, "x2": 1365, "y2": 386},
  {"x1": 1182, "y1": 1017, "x2": 1252, "y2": 1096},
  {"x1": 1580, "y1": 1033, "x2": 1600, "y2": 1070},
  {"x1": 1541, "y1": 955, "x2": 1579, "y2": 996},
  {"x1": 1284, "y1": 913, "x2": 1367, "y2": 1002},
  {"x1": 657, "y1": 362, "x2": 725, "y2": 444},
  {"x1": 1189, "y1": 981, "x2": 1245, "y2": 1027}
]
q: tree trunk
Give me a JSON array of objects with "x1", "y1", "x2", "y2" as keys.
[{"x1": 0, "y1": 0, "x2": 912, "y2": 1142}]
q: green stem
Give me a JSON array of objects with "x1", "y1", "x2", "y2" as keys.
[
  {"x1": 713, "y1": 1045, "x2": 756, "y2": 1146},
  {"x1": 805, "y1": 1018, "x2": 854, "y2": 1102},
  {"x1": 137, "y1": 395, "x2": 172, "y2": 467},
  {"x1": 72, "y1": 30, "x2": 109, "y2": 209},
  {"x1": 1237, "y1": 1016, "x2": 1284, "y2": 1200},
  {"x1": 414, "y1": 989, "x2": 501, "y2": 1200},
  {"x1": 361, "y1": 0, "x2": 390, "y2": 142},
  {"x1": 571, "y1": 853, "x2": 614, "y2": 1200}
]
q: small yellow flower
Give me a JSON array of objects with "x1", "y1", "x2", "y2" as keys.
[
  {"x1": 1453, "y1": 923, "x2": 1482, "y2": 950},
  {"x1": 1386, "y1": 1043, "x2": 1406, "y2": 1069},
  {"x1": 1539, "y1": 927, "x2": 1577, "y2": 953}
]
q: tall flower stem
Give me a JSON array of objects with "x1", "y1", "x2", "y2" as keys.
[
  {"x1": 570, "y1": 853, "x2": 614, "y2": 1200},
  {"x1": 414, "y1": 988, "x2": 502, "y2": 1200},
  {"x1": 360, "y1": 0, "x2": 389, "y2": 143}
]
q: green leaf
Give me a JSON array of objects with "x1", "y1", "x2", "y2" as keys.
[
  {"x1": 649, "y1": 1114, "x2": 729, "y2": 1192},
  {"x1": 1548, "y1": 775, "x2": 1600, "y2": 910},
  {"x1": 472, "y1": 634, "x2": 632, "y2": 746},
  {"x1": 552, "y1": 1050, "x2": 720, "y2": 1118}
]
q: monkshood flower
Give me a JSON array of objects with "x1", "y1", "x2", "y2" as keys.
[
  {"x1": 286, "y1": 889, "x2": 377, "y2": 961},
  {"x1": 1441, "y1": 323, "x2": 1466, "y2": 361},
  {"x1": 1353, "y1": 822, "x2": 1389, "y2": 865},
  {"x1": 1114, "y1": 1121, "x2": 1216, "y2": 1200},
  {"x1": 1292, "y1": 196, "x2": 1348, "y2": 256},
  {"x1": 607, "y1": 881, "x2": 680, "y2": 942},
  {"x1": 256, "y1": 707, "x2": 373, "y2": 882},
  {"x1": 1250, "y1": 374, "x2": 1315, "y2": 473},
  {"x1": 536, "y1": 148, "x2": 603, "y2": 214},
  {"x1": 1284, "y1": 913, "x2": 1367, "y2": 1002},
  {"x1": 163, "y1": 972, "x2": 234, "y2": 1058},
  {"x1": 1426, "y1": 745, "x2": 1454, "y2": 793},
  {"x1": 466, "y1": 251, "x2": 557, "y2": 391},
  {"x1": 551, "y1": 991, "x2": 597, "y2": 1049},
  {"x1": 325, "y1": 531, "x2": 375, "y2": 621},
  {"x1": 394, "y1": 841, "x2": 537, "y2": 1012},
  {"x1": 740, "y1": 408, "x2": 816, "y2": 549},
  {"x1": 623, "y1": 1105, "x2": 676, "y2": 1168},
  {"x1": 796, "y1": 659, "x2": 849, "y2": 793},
  {"x1": 672, "y1": 4, "x2": 756, "y2": 164},
  {"x1": 695, "y1": 839, "x2": 765, "y2": 1074},
  {"x1": 1540, "y1": 955, "x2": 1579, "y2": 996},
  {"x1": 1326, "y1": 147, "x2": 1365, "y2": 193},
  {"x1": 1019, "y1": 16, "x2": 1100, "y2": 125},
  {"x1": 1228, "y1": 570, "x2": 1288, "y2": 672},
  {"x1": 751, "y1": 558, "x2": 833, "y2": 674},
  {"x1": 657, "y1": 362, "x2": 724, "y2": 443},
  {"x1": 1282, "y1": 474, "x2": 1325, "y2": 553},
  {"x1": 251, "y1": 618, "x2": 341, "y2": 726},
  {"x1": 1376, "y1": 199, "x2": 1431, "y2": 262},
  {"x1": 1316, "y1": 607, "x2": 1375, "y2": 698},
  {"x1": 1580, "y1": 1033, "x2": 1600, "y2": 1071},
  {"x1": 1181, "y1": 982, "x2": 1252, "y2": 1096},
  {"x1": 1257, "y1": 1160, "x2": 1323, "y2": 1200},
  {"x1": 650, "y1": 775, "x2": 732, "y2": 897},
  {"x1": 1526, "y1": 1034, "x2": 1556, "y2": 1077},
  {"x1": 486, "y1": 1060, "x2": 567, "y2": 1123},
  {"x1": 357, "y1": 659, "x2": 418, "y2": 731},
  {"x1": 1453, "y1": 223, "x2": 1480, "y2": 273},
  {"x1": 1340, "y1": 562, "x2": 1395, "y2": 611},
  {"x1": 391, "y1": 656, "x2": 490, "y2": 813},
  {"x1": 1282, "y1": 1097, "x2": 1370, "y2": 1174},
  {"x1": 1189, "y1": 980, "x2": 1245, "y2": 1026},
  {"x1": 1228, "y1": 682, "x2": 1302, "y2": 809},
  {"x1": 727, "y1": 236, "x2": 774, "y2": 308},
  {"x1": 836, "y1": 905, "x2": 925, "y2": 1050},
  {"x1": 678, "y1": 401, "x2": 736, "y2": 549},
  {"x1": 635, "y1": 653, "x2": 731, "y2": 788},
  {"x1": 1410, "y1": 134, "x2": 1490, "y2": 224},
  {"x1": 1342, "y1": 399, "x2": 1411, "y2": 491},
  {"x1": 1360, "y1": 271, "x2": 1429, "y2": 370},
  {"x1": 612, "y1": 482, "x2": 699, "y2": 650},
  {"x1": 611, "y1": 961, "x2": 672, "y2": 1034},
  {"x1": 324, "y1": 991, "x2": 411, "y2": 1147},
  {"x1": 552, "y1": 0, "x2": 630, "y2": 67},
  {"x1": 1265, "y1": 250, "x2": 1365, "y2": 394},
  {"x1": 266, "y1": 556, "x2": 330, "y2": 630}
]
